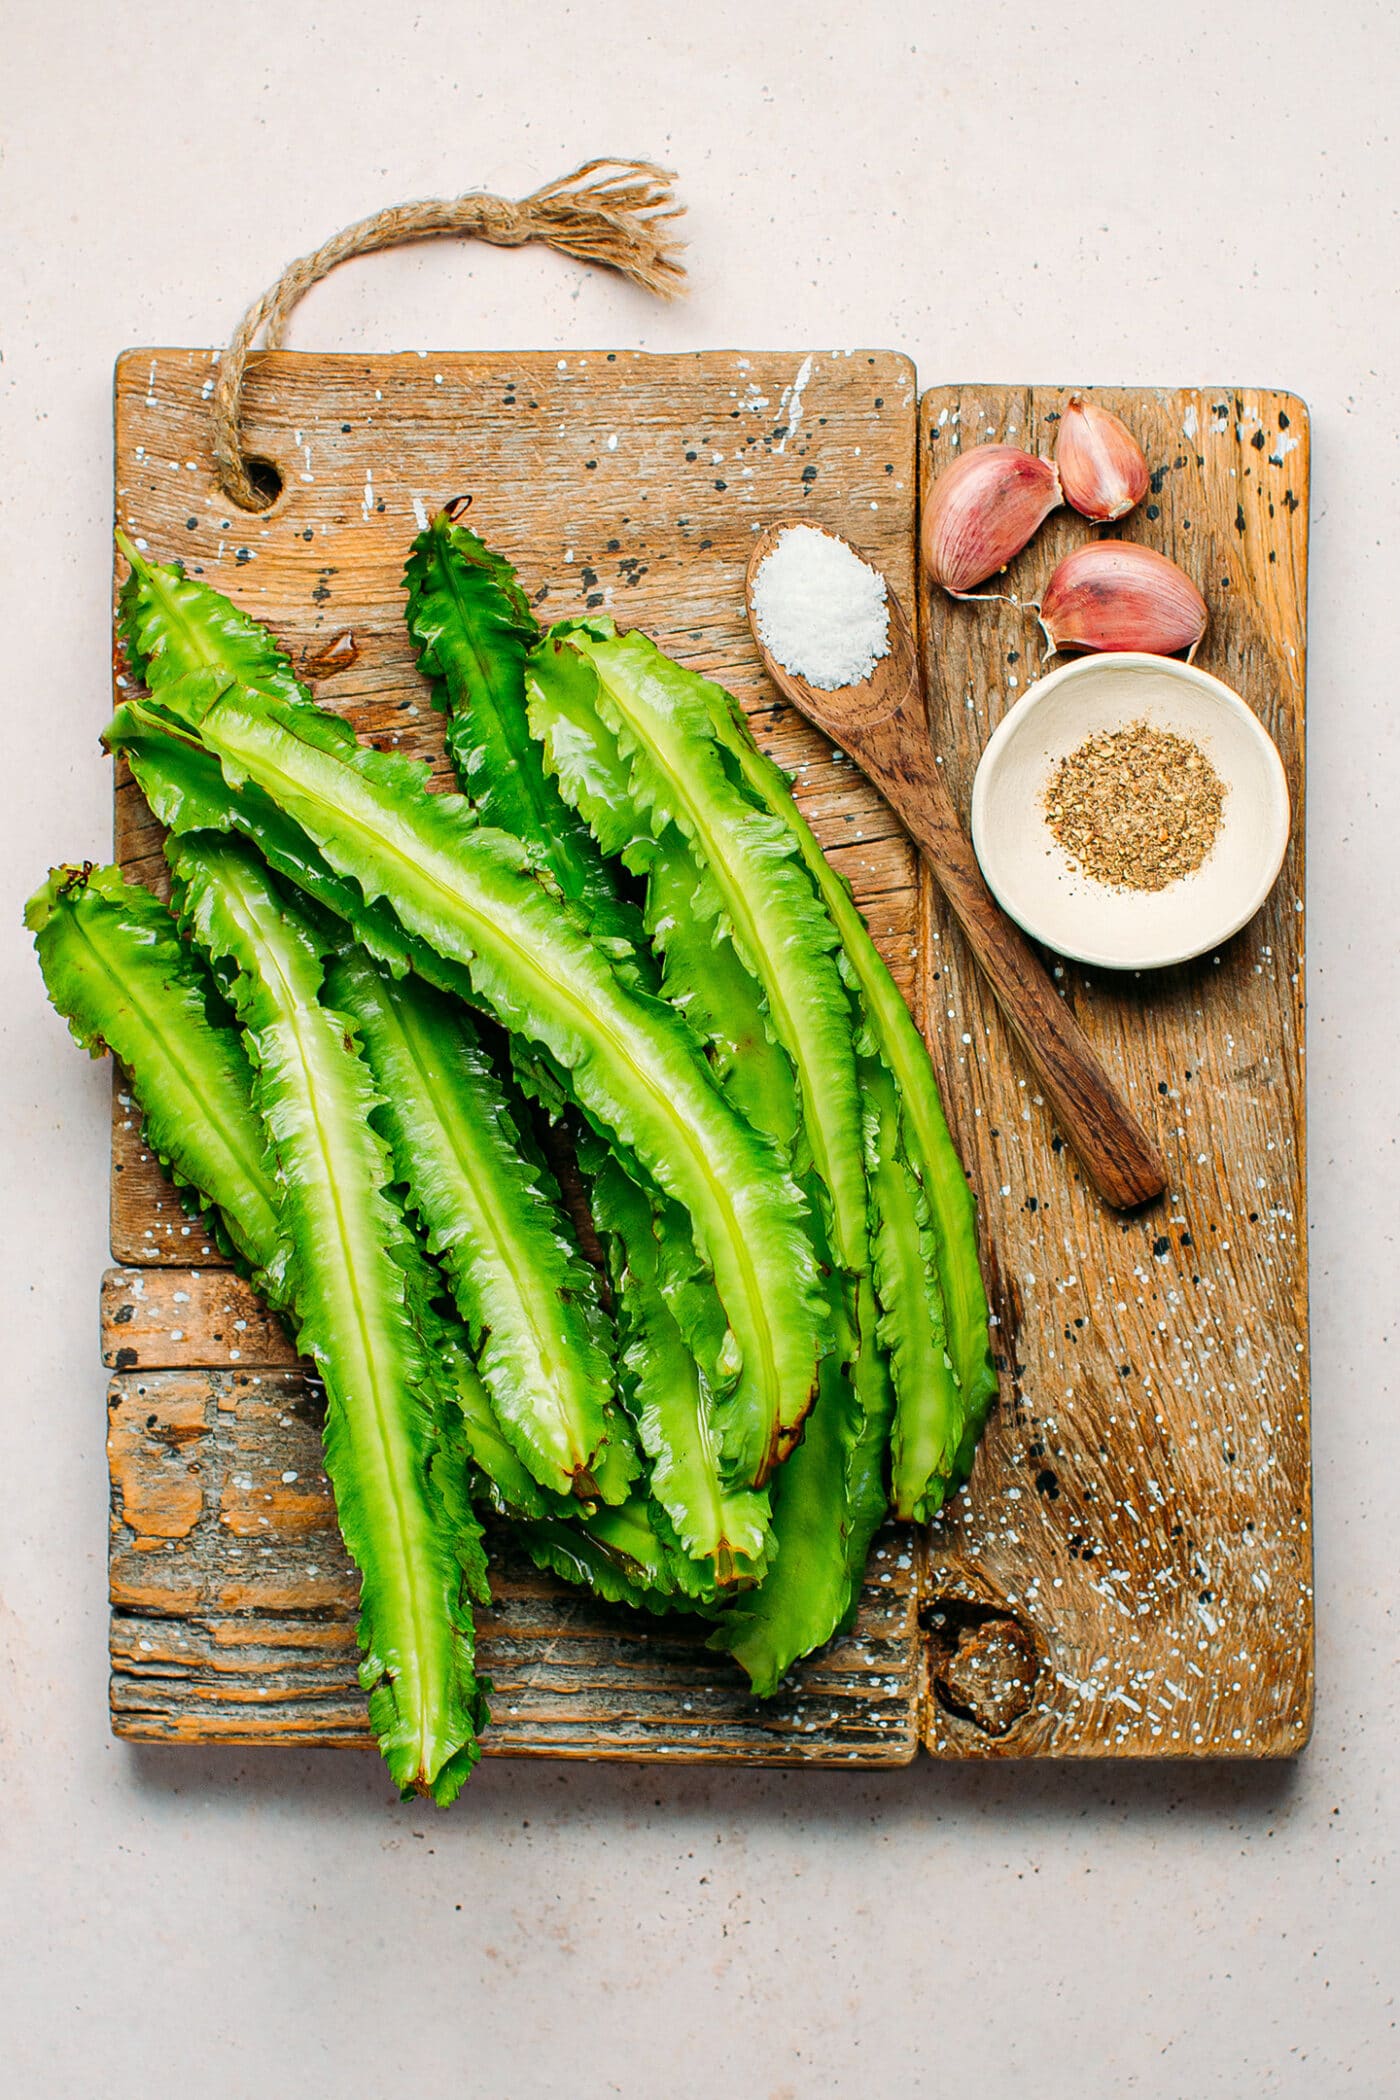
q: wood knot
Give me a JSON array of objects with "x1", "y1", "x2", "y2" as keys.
[
  {"x1": 303, "y1": 630, "x2": 360, "y2": 680},
  {"x1": 923, "y1": 1595, "x2": 1042, "y2": 1737}
]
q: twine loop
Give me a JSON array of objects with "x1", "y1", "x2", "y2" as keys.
[{"x1": 211, "y1": 158, "x2": 687, "y2": 511}]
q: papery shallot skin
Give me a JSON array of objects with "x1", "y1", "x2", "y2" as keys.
[
  {"x1": 1038, "y1": 541, "x2": 1208, "y2": 656},
  {"x1": 921, "y1": 444, "x2": 1062, "y2": 595},
  {"x1": 1055, "y1": 396, "x2": 1151, "y2": 524}
]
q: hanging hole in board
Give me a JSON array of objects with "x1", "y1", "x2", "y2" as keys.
[{"x1": 242, "y1": 455, "x2": 286, "y2": 511}]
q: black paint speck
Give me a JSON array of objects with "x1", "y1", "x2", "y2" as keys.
[
  {"x1": 1152, "y1": 1235, "x2": 1171, "y2": 1258},
  {"x1": 185, "y1": 516, "x2": 198, "y2": 530},
  {"x1": 585, "y1": 593, "x2": 604, "y2": 609},
  {"x1": 714, "y1": 479, "x2": 727, "y2": 492},
  {"x1": 801, "y1": 466, "x2": 817, "y2": 484},
  {"x1": 234, "y1": 546, "x2": 251, "y2": 565}
]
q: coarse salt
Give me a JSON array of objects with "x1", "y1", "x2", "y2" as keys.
[{"x1": 751, "y1": 525, "x2": 890, "y2": 690}]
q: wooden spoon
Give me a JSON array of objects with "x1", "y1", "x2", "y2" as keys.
[{"x1": 745, "y1": 523, "x2": 1166, "y2": 1212}]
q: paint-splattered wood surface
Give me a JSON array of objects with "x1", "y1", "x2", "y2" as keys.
[
  {"x1": 107, "y1": 346, "x2": 927, "y2": 1764},
  {"x1": 102, "y1": 358, "x2": 1309, "y2": 1763},
  {"x1": 107, "y1": 1359, "x2": 919, "y2": 1762},
  {"x1": 915, "y1": 387, "x2": 1310, "y2": 1757}
]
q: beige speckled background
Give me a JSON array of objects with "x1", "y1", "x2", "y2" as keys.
[{"x1": 2, "y1": 3, "x2": 1395, "y2": 2092}]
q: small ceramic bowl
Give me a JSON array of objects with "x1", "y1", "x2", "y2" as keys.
[{"x1": 969, "y1": 653, "x2": 1291, "y2": 971}]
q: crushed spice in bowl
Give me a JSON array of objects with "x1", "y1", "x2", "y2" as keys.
[
  {"x1": 970, "y1": 654, "x2": 1290, "y2": 971},
  {"x1": 1044, "y1": 721, "x2": 1227, "y2": 892}
]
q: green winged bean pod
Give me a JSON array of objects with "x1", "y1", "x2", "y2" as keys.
[
  {"x1": 29, "y1": 856, "x2": 702, "y2": 1730},
  {"x1": 327, "y1": 947, "x2": 631, "y2": 1505},
  {"x1": 111, "y1": 548, "x2": 822, "y2": 1490},
  {"x1": 527, "y1": 620, "x2": 871, "y2": 1275},
  {"x1": 29, "y1": 858, "x2": 490, "y2": 1800},
  {"x1": 659, "y1": 653, "x2": 999, "y2": 1509},
  {"x1": 103, "y1": 676, "x2": 694, "y2": 1599},
  {"x1": 26, "y1": 861, "x2": 286, "y2": 1301},
  {"x1": 402, "y1": 509, "x2": 649, "y2": 980},
  {"x1": 169, "y1": 833, "x2": 490, "y2": 1801},
  {"x1": 579, "y1": 1129, "x2": 771, "y2": 1588},
  {"x1": 402, "y1": 513, "x2": 787, "y2": 1580},
  {"x1": 526, "y1": 620, "x2": 900, "y2": 1677}
]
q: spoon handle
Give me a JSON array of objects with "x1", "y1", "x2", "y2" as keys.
[{"x1": 854, "y1": 709, "x2": 1167, "y2": 1210}]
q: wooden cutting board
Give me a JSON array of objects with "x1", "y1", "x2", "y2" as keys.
[{"x1": 103, "y1": 354, "x2": 1310, "y2": 1763}]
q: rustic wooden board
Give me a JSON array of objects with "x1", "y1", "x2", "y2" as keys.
[
  {"x1": 107, "y1": 346, "x2": 928, "y2": 1763},
  {"x1": 103, "y1": 358, "x2": 1310, "y2": 1763},
  {"x1": 915, "y1": 386, "x2": 1310, "y2": 1756},
  {"x1": 107, "y1": 1364, "x2": 918, "y2": 1762}
]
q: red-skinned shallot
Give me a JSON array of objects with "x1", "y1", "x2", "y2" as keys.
[
  {"x1": 921, "y1": 444, "x2": 1062, "y2": 596},
  {"x1": 1055, "y1": 396, "x2": 1150, "y2": 523},
  {"x1": 1038, "y1": 542, "x2": 1207, "y2": 657}
]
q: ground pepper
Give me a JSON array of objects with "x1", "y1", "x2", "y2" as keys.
[{"x1": 1044, "y1": 720, "x2": 1225, "y2": 891}]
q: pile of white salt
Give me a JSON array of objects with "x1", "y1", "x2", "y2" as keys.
[{"x1": 750, "y1": 524, "x2": 891, "y2": 690}]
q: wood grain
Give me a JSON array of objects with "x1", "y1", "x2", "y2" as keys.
[
  {"x1": 915, "y1": 387, "x2": 1311, "y2": 1757},
  {"x1": 108, "y1": 1366, "x2": 920, "y2": 1763},
  {"x1": 103, "y1": 360, "x2": 1310, "y2": 1763},
  {"x1": 108, "y1": 346, "x2": 926, "y2": 1764}
]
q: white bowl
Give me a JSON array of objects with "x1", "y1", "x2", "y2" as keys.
[{"x1": 969, "y1": 654, "x2": 1291, "y2": 971}]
